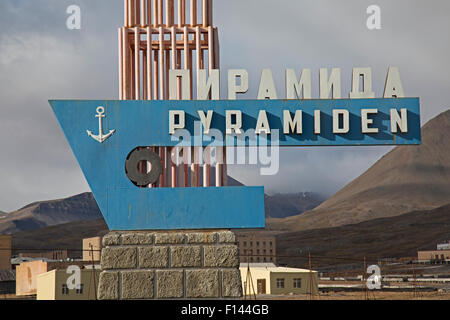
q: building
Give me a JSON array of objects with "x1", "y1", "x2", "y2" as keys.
[
  {"x1": 37, "y1": 269, "x2": 100, "y2": 300},
  {"x1": 0, "y1": 270, "x2": 15, "y2": 295},
  {"x1": 0, "y1": 235, "x2": 12, "y2": 270},
  {"x1": 82, "y1": 237, "x2": 102, "y2": 262},
  {"x1": 16, "y1": 260, "x2": 94, "y2": 296},
  {"x1": 19, "y1": 250, "x2": 68, "y2": 261},
  {"x1": 418, "y1": 241, "x2": 450, "y2": 263},
  {"x1": 240, "y1": 263, "x2": 318, "y2": 296},
  {"x1": 237, "y1": 233, "x2": 277, "y2": 264},
  {"x1": 437, "y1": 241, "x2": 450, "y2": 251},
  {"x1": 418, "y1": 250, "x2": 450, "y2": 263}
]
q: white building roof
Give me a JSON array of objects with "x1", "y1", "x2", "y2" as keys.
[{"x1": 240, "y1": 263, "x2": 317, "y2": 273}]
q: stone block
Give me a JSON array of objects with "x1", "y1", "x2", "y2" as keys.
[
  {"x1": 121, "y1": 233, "x2": 154, "y2": 245},
  {"x1": 156, "y1": 270, "x2": 184, "y2": 298},
  {"x1": 204, "y1": 245, "x2": 239, "y2": 268},
  {"x1": 186, "y1": 232, "x2": 217, "y2": 244},
  {"x1": 139, "y1": 246, "x2": 169, "y2": 268},
  {"x1": 217, "y1": 231, "x2": 236, "y2": 243},
  {"x1": 101, "y1": 247, "x2": 137, "y2": 269},
  {"x1": 154, "y1": 233, "x2": 185, "y2": 244},
  {"x1": 222, "y1": 269, "x2": 243, "y2": 298},
  {"x1": 186, "y1": 269, "x2": 219, "y2": 298},
  {"x1": 98, "y1": 271, "x2": 119, "y2": 300},
  {"x1": 121, "y1": 271, "x2": 154, "y2": 300},
  {"x1": 171, "y1": 246, "x2": 202, "y2": 268},
  {"x1": 102, "y1": 233, "x2": 121, "y2": 247}
]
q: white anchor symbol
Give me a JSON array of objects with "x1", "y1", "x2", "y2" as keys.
[{"x1": 87, "y1": 106, "x2": 116, "y2": 143}]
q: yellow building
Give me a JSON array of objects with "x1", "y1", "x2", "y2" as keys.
[
  {"x1": 82, "y1": 237, "x2": 102, "y2": 262},
  {"x1": 0, "y1": 235, "x2": 12, "y2": 270},
  {"x1": 240, "y1": 263, "x2": 319, "y2": 296},
  {"x1": 37, "y1": 269, "x2": 100, "y2": 300}
]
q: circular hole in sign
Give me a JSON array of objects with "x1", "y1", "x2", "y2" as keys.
[
  {"x1": 125, "y1": 147, "x2": 162, "y2": 187},
  {"x1": 137, "y1": 160, "x2": 152, "y2": 174}
]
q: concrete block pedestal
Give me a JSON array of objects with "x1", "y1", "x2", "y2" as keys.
[{"x1": 98, "y1": 230, "x2": 242, "y2": 300}]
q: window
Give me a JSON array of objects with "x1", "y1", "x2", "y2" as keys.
[
  {"x1": 256, "y1": 241, "x2": 260, "y2": 247},
  {"x1": 270, "y1": 241, "x2": 273, "y2": 247},
  {"x1": 62, "y1": 284, "x2": 69, "y2": 295},
  {"x1": 250, "y1": 257, "x2": 254, "y2": 262},
  {"x1": 263, "y1": 257, "x2": 267, "y2": 262},
  {"x1": 263, "y1": 241, "x2": 266, "y2": 247},
  {"x1": 293, "y1": 279, "x2": 302, "y2": 288},
  {"x1": 243, "y1": 241, "x2": 247, "y2": 247},
  {"x1": 250, "y1": 241, "x2": 253, "y2": 246},
  {"x1": 276, "y1": 278, "x2": 285, "y2": 289},
  {"x1": 257, "y1": 249, "x2": 260, "y2": 255},
  {"x1": 257, "y1": 257, "x2": 260, "y2": 262},
  {"x1": 263, "y1": 249, "x2": 266, "y2": 254},
  {"x1": 76, "y1": 284, "x2": 84, "y2": 295}
]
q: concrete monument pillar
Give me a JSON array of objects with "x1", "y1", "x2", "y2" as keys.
[{"x1": 98, "y1": 230, "x2": 242, "y2": 300}]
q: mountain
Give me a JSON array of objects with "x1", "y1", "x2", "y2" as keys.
[
  {"x1": 12, "y1": 219, "x2": 109, "y2": 258},
  {"x1": 265, "y1": 192, "x2": 326, "y2": 218},
  {"x1": 0, "y1": 173, "x2": 243, "y2": 235},
  {"x1": 0, "y1": 193, "x2": 102, "y2": 235},
  {"x1": 1, "y1": 165, "x2": 323, "y2": 234},
  {"x1": 271, "y1": 109, "x2": 450, "y2": 232},
  {"x1": 12, "y1": 203, "x2": 450, "y2": 266},
  {"x1": 276, "y1": 203, "x2": 450, "y2": 271}
]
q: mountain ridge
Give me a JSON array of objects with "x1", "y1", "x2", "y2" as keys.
[{"x1": 270, "y1": 109, "x2": 450, "y2": 232}]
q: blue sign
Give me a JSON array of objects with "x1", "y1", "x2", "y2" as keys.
[{"x1": 50, "y1": 98, "x2": 420, "y2": 230}]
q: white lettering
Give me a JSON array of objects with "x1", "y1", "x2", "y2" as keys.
[
  {"x1": 198, "y1": 69, "x2": 220, "y2": 100},
  {"x1": 169, "y1": 110, "x2": 185, "y2": 134},
  {"x1": 228, "y1": 69, "x2": 248, "y2": 100},
  {"x1": 197, "y1": 110, "x2": 214, "y2": 134},
  {"x1": 283, "y1": 110, "x2": 303, "y2": 134},
  {"x1": 286, "y1": 69, "x2": 312, "y2": 99},
  {"x1": 390, "y1": 108, "x2": 408, "y2": 133},
  {"x1": 320, "y1": 68, "x2": 342, "y2": 99},
  {"x1": 361, "y1": 109, "x2": 379, "y2": 133},
  {"x1": 226, "y1": 110, "x2": 243, "y2": 134},
  {"x1": 350, "y1": 67, "x2": 375, "y2": 99},
  {"x1": 257, "y1": 69, "x2": 278, "y2": 100},
  {"x1": 169, "y1": 70, "x2": 191, "y2": 100},
  {"x1": 255, "y1": 110, "x2": 271, "y2": 134},
  {"x1": 333, "y1": 109, "x2": 350, "y2": 134},
  {"x1": 384, "y1": 67, "x2": 405, "y2": 98}
]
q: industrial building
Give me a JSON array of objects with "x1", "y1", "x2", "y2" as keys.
[
  {"x1": 437, "y1": 240, "x2": 450, "y2": 251},
  {"x1": 37, "y1": 269, "x2": 100, "y2": 300},
  {"x1": 82, "y1": 237, "x2": 102, "y2": 262},
  {"x1": 0, "y1": 270, "x2": 15, "y2": 295},
  {"x1": 237, "y1": 233, "x2": 277, "y2": 264},
  {"x1": 418, "y1": 249, "x2": 450, "y2": 263},
  {"x1": 16, "y1": 260, "x2": 94, "y2": 296},
  {"x1": 19, "y1": 250, "x2": 68, "y2": 261},
  {"x1": 418, "y1": 241, "x2": 450, "y2": 263},
  {"x1": 0, "y1": 235, "x2": 12, "y2": 270},
  {"x1": 240, "y1": 263, "x2": 318, "y2": 296}
]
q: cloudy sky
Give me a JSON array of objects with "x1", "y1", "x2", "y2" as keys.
[{"x1": 0, "y1": 0, "x2": 449, "y2": 212}]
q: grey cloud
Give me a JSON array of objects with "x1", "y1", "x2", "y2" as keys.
[{"x1": 0, "y1": 0, "x2": 449, "y2": 211}]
